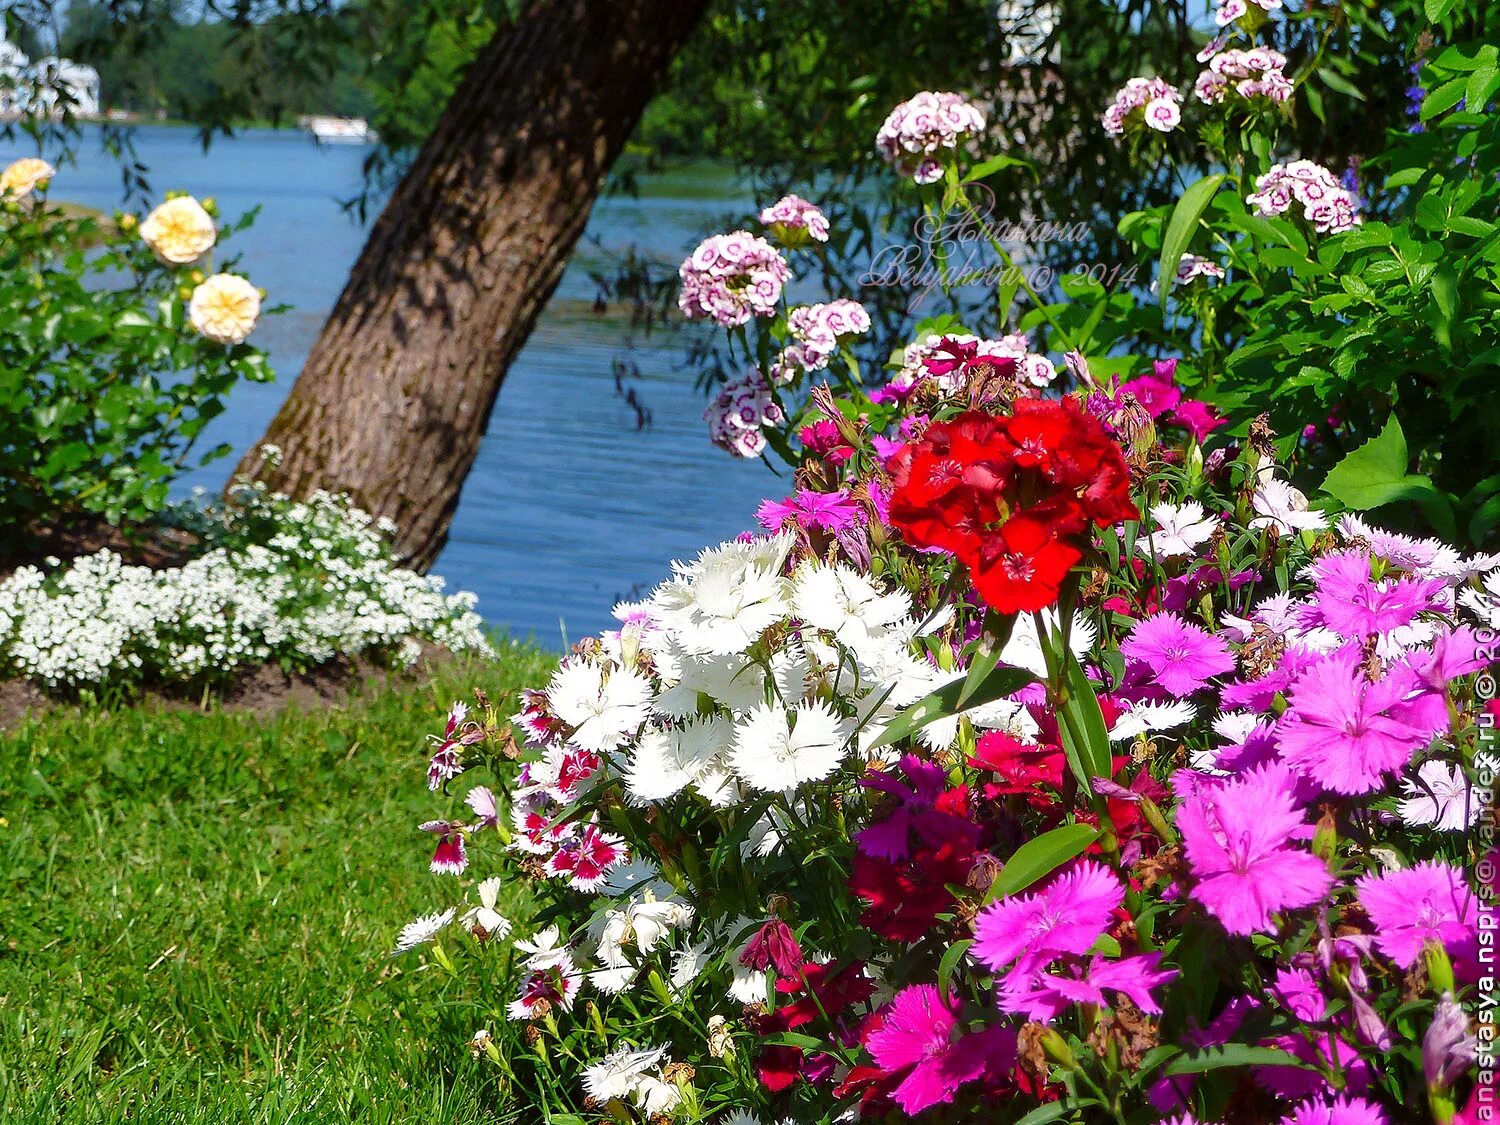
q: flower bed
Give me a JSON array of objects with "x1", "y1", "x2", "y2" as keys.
[
  {"x1": 0, "y1": 479, "x2": 489, "y2": 691},
  {"x1": 389, "y1": 5, "x2": 1495, "y2": 1120}
]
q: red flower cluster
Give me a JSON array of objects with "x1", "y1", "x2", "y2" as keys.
[{"x1": 887, "y1": 399, "x2": 1136, "y2": 613}]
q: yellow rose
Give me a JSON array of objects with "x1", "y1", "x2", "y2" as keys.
[
  {"x1": 139, "y1": 195, "x2": 217, "y2": 265},
  {"x1": 0, "y1": 157, "x2": 56, "y2": 199},
  {"x1": 188, "y1": 273, "x2": 261, "y2": 345}
]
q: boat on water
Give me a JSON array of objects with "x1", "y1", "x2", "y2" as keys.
[{"x1": 298, "y1": 115, "x2": 376, "y2": 145}]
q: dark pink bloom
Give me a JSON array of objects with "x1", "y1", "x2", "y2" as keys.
[
  {"x1": 1278, "y1": 1095, "x2": 1389, "y2": 1124},
  {"x1": 1302, "y1": 550, "x2": 1448, "y2": 638},
  {"x1": 1001, "y1": 952, "x2": 1177, "y2": 1020},
  {"x1": 420, "y1": 820, "x2": 469, "y2": 875},
  {"x1": 1277, "y1": 648, "x2": 1433, "y2": 795},
  {"x1": 864, "y1": 984, "x2": 1017, "y2": 1114},
  {"x1": 1175, "y1": 762, "x2": 1333, "y2": 935},
  {"x1": 756, "y1": 487, "x2": 864, "y2": 533},
  {"x1": 1170, "y1": 399, "x2": 1227, "y2": 440},
  {"x1": 973, "y1": 860, "x2": 1122, "y2": 984},
  {"x1": 1119, "y1": 373, "x2": 1182, "y2": 419},
  {"x1": 740, "y1": 919, "x2": 805, "y2": 977},
  {"x1": 543, "y1": 822, "x2": 626, "y2": 891}
]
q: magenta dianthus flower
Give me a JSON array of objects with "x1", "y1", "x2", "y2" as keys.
[
  {"x1": 1175, "y1": 762, "x2": 1333, "y2": 935},
  {"x1": 1277, "y1": 648, "x2": 1433, "y2": 794},
  {"x1": 1356, "y1": 861, "x2": 1474, "y2": 969},
  {"x1": 972, "y1": 860, "x2": 1122, "y2": 983},
  {"x1": 1279, "y1": 1095, "x2": 1389, "y2": 1125},
  {"x1": 1120, "y1": 612, "x2": 1237, "y2": 695},
  {"x1": 864, "y1": 984, "x2": 1016, "y2": 1113}
]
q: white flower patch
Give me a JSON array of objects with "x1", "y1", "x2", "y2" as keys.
[{"x1": 0, "y1": 487, "x2": 490, "y2": 689}]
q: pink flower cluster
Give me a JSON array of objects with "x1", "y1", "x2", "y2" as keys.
[
  {"x1": 772, "y1": 300, "x2": 873, "y2": 382},
  {"x1": 882, "y1": 332, "x2": 1055, "y2": 400},
  {"x1": 705, "y1": 368, "x2": 786, "y2": 457},
  {"x1": 1216, "y1": 0, "x2": 1282, "y2": 27},
  {"x1": 1195, "y1": 46, "x2": 1293, "y2": 105},
  {"x1": 759, "y1": 194, "x2": 830, "y2": 244},
  {"x1": 875, "y1": 91, "x2": 987, "y2": 184},
  {"x1": 1102, "y1": 77, "x2": 1183, "y2": 136},
  {"x1": 1247, "y1": 160, "x2": 1362, "y2": 234},
  {"x1": 677, "y1": 231, "x2": 790, "y2": 328}
]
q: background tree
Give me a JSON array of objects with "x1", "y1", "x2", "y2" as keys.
[{"x1": 3, "y1": 0, "x2": 1453, "y2": 567}]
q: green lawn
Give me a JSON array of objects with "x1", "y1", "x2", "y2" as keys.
[{"x1": 0, "y1": 642, "x2": 554, "y2": 1124}]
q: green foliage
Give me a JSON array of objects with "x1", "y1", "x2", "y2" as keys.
[
  {"x1": 58, "y1": 1, "x2": 374, "y2": 124},
  {"x1": 0, "y1": 645, "x2": 554, "y2": 1123},
  {"x1": 0, "y1": 187, "x2": 273, "y2": 535},
  {"x1": 1190, "y1": 35, "x2": 1500, "y2": 541}
]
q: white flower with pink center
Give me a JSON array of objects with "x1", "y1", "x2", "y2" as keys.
[
  {"x1": 1176, "y1": 254, "x2": 1227, "y2": 285},
  {"x1": 1215, "y1": 0, "x2": 1280, "y2": 26},
  {"x1": 1102, "y1": 77, "x2": 1183, "y2": 137},
  {"x1": 875, "y1": 91, "x2": 987, "y2": 183},
  {"x1": 678, "y1": 231, "x2": 790, "y2": 328},
  {"x1": 705, "y1": 368, "x2": 784, "y2": 457},
  {"x1": 758, "y1": 194, "x2": 830, "y2": 243},
  {"x1": 1247, "y1": 161, "x2": 1361, "y2": 234},
  {"x1": 773, "y1": 299, "x2": 873, "y2": 381}
]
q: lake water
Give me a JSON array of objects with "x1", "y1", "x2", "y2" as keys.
[{"x1": 22, "y1": 127, "x2": 785, "y2": 645}]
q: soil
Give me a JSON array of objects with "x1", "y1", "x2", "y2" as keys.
[
  {"x1": 0, "y1": 517, "x2": 199, "y2": 577},
  {"x1": 0, "y1": 643, "x2": 454, "y2": 732}
]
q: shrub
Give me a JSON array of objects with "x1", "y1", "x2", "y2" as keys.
[{"x1": 0, "y1": 162, "x2": 273, "y2": 533}]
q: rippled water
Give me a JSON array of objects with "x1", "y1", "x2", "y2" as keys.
[{"x1": 21, "y1": 127, "x2": 782, "y2": 644}]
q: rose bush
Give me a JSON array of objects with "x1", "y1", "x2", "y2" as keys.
[
  {"x1": 0, "y1": 164, "x2": 272, "y2": 534},
  {"x1": 389, "y1": 5, "x2": 1494, "y2": 1122}
]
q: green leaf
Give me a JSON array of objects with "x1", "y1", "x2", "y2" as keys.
[
  {"x1": 1424, "y1": 0, "x2": 1461, "y2": 21},
  {"x1": 1422, "y1": 76, "x2": 1468, "y2": 120},
  {"x1": 956, "y1": 610, "x2": 1018, "y2": 708},
  {"x1": 1319, "y1": 415, "x2": 1439, "y2": 510},
  {"x1": 1012, "y1": 1103, "x2": 1087, "y2": 1125},
  {"x1": 1164, "y1": 1044, "x2": 1316, "y2": 1076},
  {"x1": 984, "y1": 824, "x2": 1099, "y2": 905},
  {"x1": 937, "y1": 939, "x2": 972, "y2": 995},
  {"x1": 870, "y1": 665, "x2": 1036, "y2": 749},
  {"x1": 1316, "y1": 67, "x2": 1364, "y2": 101},
  {"x1": 1159, "y1": 175, "x2": 1226, "y2": 305},
  {"x1": 962, "y1": 155, "x2": 1031, "y2": 183},
  {"x1": 1056, "y1": 649, "x2": 1113, "y2": 798}
]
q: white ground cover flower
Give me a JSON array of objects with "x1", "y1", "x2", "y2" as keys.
[
  {"x1": 581, "y1": 1044, "x2": 668, "y2": 1102},
  {"x1": 391, "y1": 908, "x2": 455, "y2": 954},
  {"x1": 0, "y1": 487, "x2": 489, "y2": 689},
  {"x1": 461, "y1": 877, "x2": 512, "y2": 938},
  {"x1": 1397, "y1": 760, "x2": 1481, "y2": 832}
]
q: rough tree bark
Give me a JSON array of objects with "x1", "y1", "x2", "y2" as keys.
[{"x1": 233, "y1": 0, "x2": 709, "y2": 570}]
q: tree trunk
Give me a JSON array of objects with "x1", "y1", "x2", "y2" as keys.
[{"x1": 233, "y1": 0, "x2": 708, "y2": 570}]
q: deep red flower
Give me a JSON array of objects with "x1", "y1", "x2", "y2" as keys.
[
  {"x1": 851, "y1": 839, "x2": 975, "y2": 942},
  {"x1": 740, "y1": 919, "x2": 804, "y2": 978},
  {"x1": 887, "y1": 402, "x2": 1136, "y2": 615},
  {"x1": 970, "y1": 514, "x2": 1082, "y2": 614}
]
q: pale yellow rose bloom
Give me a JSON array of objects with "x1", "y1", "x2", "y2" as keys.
[
  {"x1": 140, "y1": 196, "x2": 217, "y2": 265},
  {"x1": 188, "y1": 273, "x2": 261, "y2": 345},
  {"x1": 0, "y1": 157, "x2": 56, "y2": 199}
]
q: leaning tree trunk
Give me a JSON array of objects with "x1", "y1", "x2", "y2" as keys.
[{"x1": 233, "y1": 0, "x2": 709, "y2": 570}]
